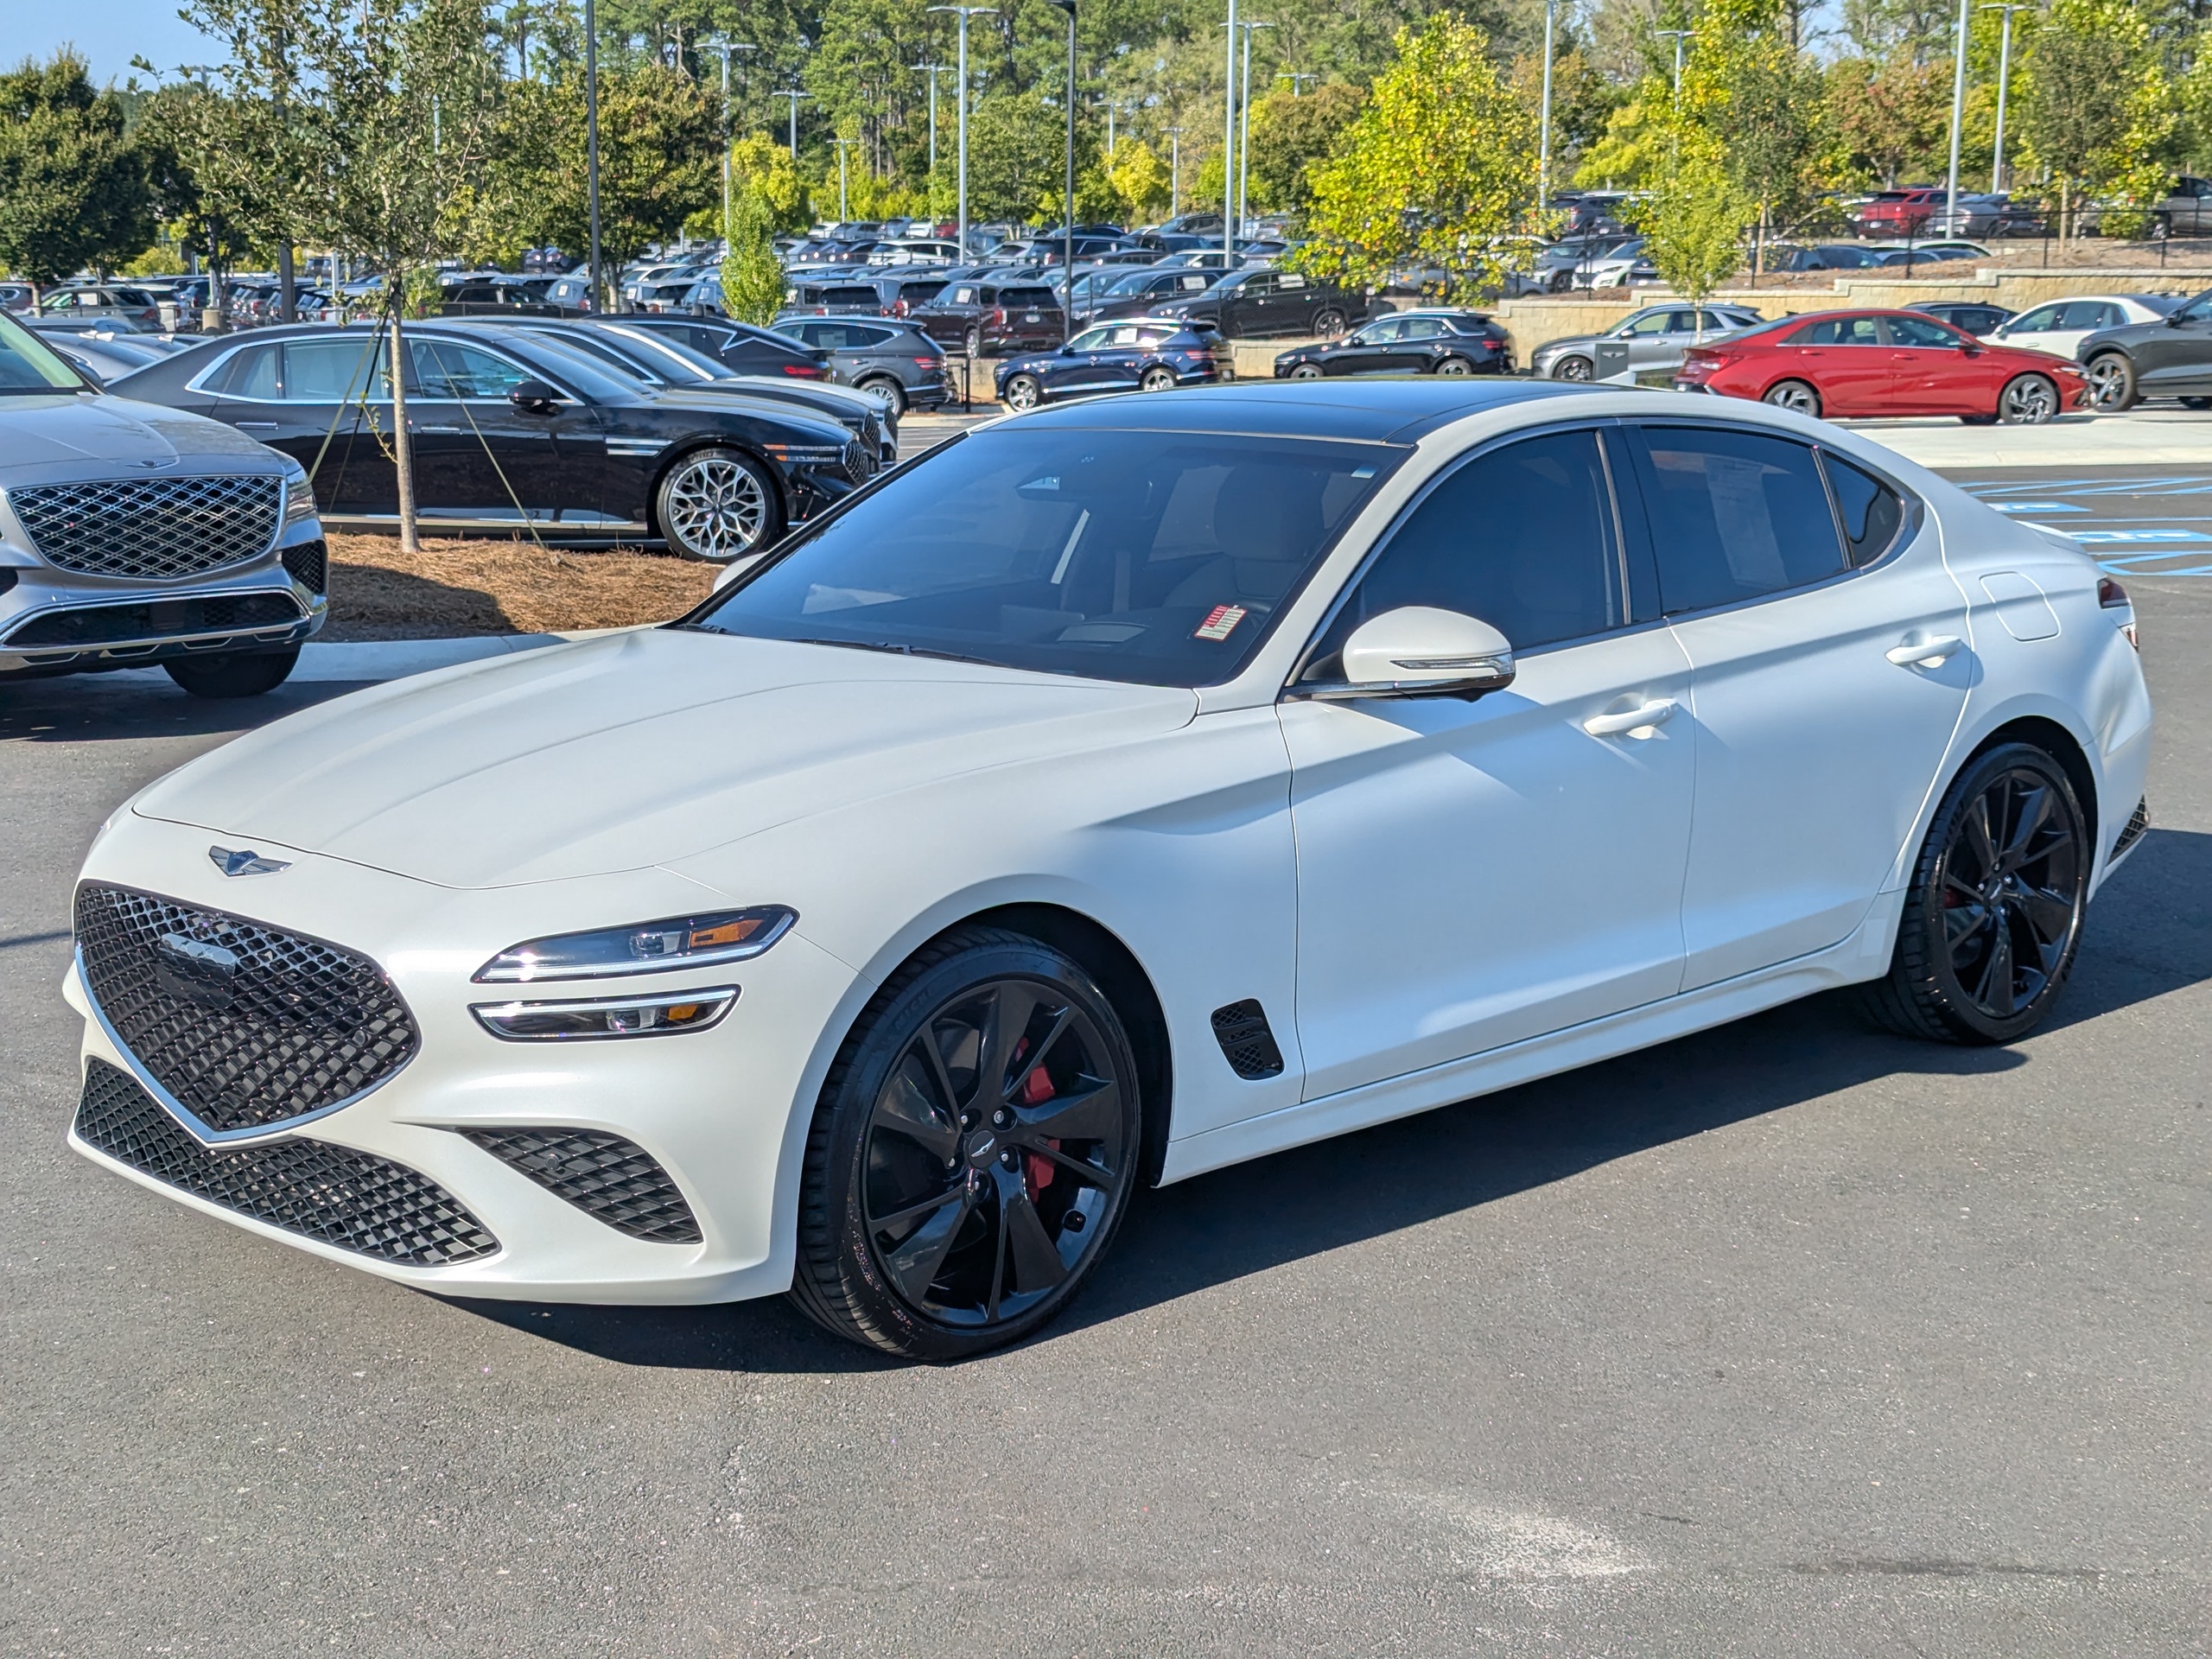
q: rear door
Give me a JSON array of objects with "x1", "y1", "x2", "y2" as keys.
[{"x1": 1777, "y1": 314, "x2": 1891, "y2": 414}]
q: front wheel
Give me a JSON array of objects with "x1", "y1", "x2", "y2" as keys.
[
  {"x1": 163, "y1": 645, "x2": 299, "y2": 699},
  {"x1": 1001, "y1": 372, "x2": 1043, "y2": 411},
  {"x1": 1762, "y1": 378, "x2": 1822, "y2": 416},
  {"x1": 1289, "y1": 361, "x2": 1325, "y2": 379},
  {"x1": 1138, "y1": 365, "x2": 1177, "y2": 392},
  {"x1": 789, "y1": 927, "x2": 1143, "y2": 1361},
  {"x1": 2084, "y1": 352, "x2": 2137, "y2": 411},
  {"x1": 1858, "y1": 743, "x2": 2089, "y2": 1045},
  {"x1": 656, "y1": 446, "x2": 784, "y2": 563},
  {"x1": 1552, "y1": 354, "x2": 1594, "y2": 382},
  {"x1": 1999, "y1": 372, "x2": 2060, "y2": 424}
]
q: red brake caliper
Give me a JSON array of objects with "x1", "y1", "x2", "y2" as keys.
[{"x1": 1020, "y1": 1059, "x2": 1058, "y2": 1198}]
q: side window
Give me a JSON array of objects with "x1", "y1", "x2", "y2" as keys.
[
  {"x1": 1313, "y1": 429, "x2": 1625, "y2": 659},
  {"x1": 1631, "y1": 427, "x2": 1847, "y2": 613},
  {"x1": 1821, "y1": 452, "x2": 1907, "y2": 568},
  {"x1": 1277, "y1": 272, "x2": 1308, "y2": 289},
  {"x1": 2010, "y1": 303, "x2": 2063, "y2": 333},
  {"x1": 409, "y1": 339, "x2": 531, "y2": 398},
  {"x1": 1360, "y1": 318, "x2": 1405, "y2": 343},
  {"x1": 1622, "y1": 310, "x2": 1672, "y2": 336},
  {"x1": 283, "y1": 338, "x2": 377, "y2": 401},
  {"x1": 1398, "y1": 317, "x2": 1446, "y2": 340},
  {"x1": 209, "y1": 343, "x2": 282, "y2": 399},
  {"x1": 1790, "y1": 315, "x2": 1883, "y2": 346},
  {"x1": 1886, "y1": 315, "x2": 1961, "y2": 347}
]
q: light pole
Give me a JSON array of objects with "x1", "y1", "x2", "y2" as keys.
[
  {"x1": 1048, "y1": 0, "x2": 1076, "y2": 340},
  {"x1": 833, "y1": 136, "x2": 855, "y2": 219},
  {"x1": 912, "y1": 60, "x2": 949, "y2": 172},
  {"x1": 1656, "y1": 29, "x2": 1693, "y2": 101},
  {"x1": 585, "y1": 0, "x2": 602, "y2": 313},
  {"x1": 1237, "y1": 20, "x2": 1273, "y2": 235},
  {"x1": 1277, "y1": 70, "x2": 1317, "y2": 96},
  {"x1": 930, "y1": 7, "x2": 997, "y2": 257},
  {"x1": 1982, "y1": 3, "x2": 2026, "y2": 194},
  {"x1": 772, "y1": 87, "x2": 812, "y2": 160},
  {"x1": 1943, "y1": 0, "x2": 1971, "y2": 226},
  {"x1": 1163, "y1": 126, "x2": 1183, "y2": 216},
  {"x1": 1537, "y1": 0, "x2": 1556, "y2": 203},
  {"x1": 1222, "y1": 0, "x2": 1237, "y2": 259},
  {"x1": 714, "y1": 40, "x2": 756, "y2": 245}
]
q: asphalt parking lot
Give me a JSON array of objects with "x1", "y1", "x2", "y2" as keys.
[{"x1": 3, "y1": 464, "x2": 2208, "y2": 1656}]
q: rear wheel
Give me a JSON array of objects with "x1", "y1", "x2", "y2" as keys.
[
  {"x1": 2084, "y1": 351, "x2": 2137, "y2": 411},
  {"x1": 163, "y1": 645, "x2": 299, "y2": 699},
  {"x1": 789, "y1": 927, "x2": 1143, "y2": 1361},
  {"x1": 1001, "y1": 372, "x2": 1043, "y2": 411},
  {"x1": 856, "y1": 375, "x2": 906, "y2": 416},
  {"x1": 1311, "y1": 308, "x2": 1347, "y2": 339},
  {"x1": 964, "y1": 327, "x2": 983, "y2": 358},
  {"x1": 1434, "y1": 355, "x2": 1476, "y2": 376},
  {"x1": 1138, "y1": 365, "x2": 1177, "y2": 392},
  {"x1": 1999, "y1": 372, "x2": 2060, "y2": 424},
  {"x1": 1858, "y1": 743, "x2": 2088, "y2": 1046},
  {"x1": 1762, "y1": 378, "x2": 1821, "y2": 416}
]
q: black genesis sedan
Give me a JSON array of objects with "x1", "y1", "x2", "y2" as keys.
[
  {"x1": 993, "y1": 319, "x2": 1224, "y2": 410},
  {"x1": 104, "y1": 322, "x2": 873, "y2": 562},
  {"x1": 442, "y1": 315, "x2": 896, "y2": 461},
  {"x1": 581, "y1": 313, "x2": 835, "y2": 383},
  {"x1": 1274, "y1": 310, "x2": 1513, "y2": 378}
]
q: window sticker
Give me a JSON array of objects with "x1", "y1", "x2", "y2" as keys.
[{"x1": 1193, "y1": 604, "x2": 1248, "y2": 641}]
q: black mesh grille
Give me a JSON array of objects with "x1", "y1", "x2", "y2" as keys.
[
  {"x1": 461, "y1": 1128, "x2": 702, "y2": 1243},
  {"x1": 280, "y1": 538, "x2": 328, "y2": 595},
  {"x1": 75, "y1": 1059, "x2": 498, "y2": 1266},
  {"x1": 74, "y1": 884, "x2": 418, "y2": 1134},
  {"x1": 1211, "y1": 999, "x2": 1286, "y2": 1080},
  {"x1": 5, "y1": 591, "x2": 302, "y2": 650},
  {"x1": 10, "y1": 474, "x2": 284, "y2": 579},
  {"x1": 2114, "y1": 796, "x2": 2150, "y2": 856}
]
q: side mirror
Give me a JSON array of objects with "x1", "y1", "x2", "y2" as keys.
[
  {"x1": 1303, "y1": 607, "x2": 1516, "y2": 702},
  {"x1": 508, "y1": 378, "x2": 558, "y2": 410}
]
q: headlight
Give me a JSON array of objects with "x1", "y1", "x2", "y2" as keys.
[
  {"x1": 472, "y1": 985, "x2": 738, "y2": 1040},
  {"x1": 473, "y1": 906, "x2": 796, "y2": 983},
  {"x1": 283, "y1": 474, "x2": 320, "y2": 524}
]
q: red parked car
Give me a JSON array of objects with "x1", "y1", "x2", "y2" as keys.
[
  {"x1": 1673, "y1": 308, "x2": 2089, "y2": 423},
  {"x1": 1853, "y1": 188, "x2": 1945, "y2": 237}
]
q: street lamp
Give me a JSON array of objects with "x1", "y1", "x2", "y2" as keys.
[
  {"x1": 1222, "y1": 0, "x2": 1237, "y2": 260},
  {"x1": 912, "y1": 60, "x2": 949, "y2": 172},
  {"x1": 772, "y1": 87, "x2": 813, "y2": 159},
  {"x1": 713, "y1": 40, "x2": 756, "y2": 245},
  {"x1": 1236, "y1": 20, "x2": 1274, "y2": 235},
  {"x1": 1943, "y1": 0, "x2": 1971, "y2": 226},
  {"x1": 584, "y1": 0, "x2": 602, "y2": 313},
  {"x1": 1982, "y1": 3, "x2": 2027, "y2": 194},
  {"x1": 1656, "y1": 29, "x2": 1694, "y2": 101},
  {"x1": 1048, "y1": 0, "x2": 1076, "y2": 342},
  {"x1": 930, "y1": 7, "x2": 998, "y2": 257},
  {"x1": 1537, "y1": 0, "x2": 1556, "y2": 204},
  {"x1": 1277, "y1": 70, "x2": 1317, "y2": 97},
  {"x1": 1163, "y1": 125, "x2": 1183, "y2": 215}
]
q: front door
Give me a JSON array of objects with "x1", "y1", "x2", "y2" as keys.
[
  {"x1": 1619, "y1": 422, "x2": 1971, "y2": 988},
  {"x1": 2132, "y1": 291, "x2": 2212, "y2": 396},
  {"x1": 1282, "y1": 425, "x2": 1695, "y2": 1100},
  {"x1": 1330, "y1": 317, "x2": 1402, "y2": 374},
  {"x1": 1882, "y1": 313, "x2": 1984, "y2": 415},
  {"x1": 404, "y1": 336, "x2": 596, "y2": 525}
]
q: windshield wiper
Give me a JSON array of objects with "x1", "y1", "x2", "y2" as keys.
[{"x1": 784, "y1": 636, "x2": 1004, "y2": 667}]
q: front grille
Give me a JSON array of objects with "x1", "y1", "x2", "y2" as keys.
[
  {"x1": 1211, "y1": 999, "x2": 1287, "y2": 1080},
  {"x1": 75, "y1": 1059, "x2": 498, "y2": 1266},
  {"x1": 4, "y1": 591, "x2": 302, "y2": 650},
  {"x1": 74, "y1": 884, "x2": 419, "y2": 1135},
  {"x1": 842, "y1": 435, "x2": 873, "y2": 483},
  {"x1": 461, "y1": 1128, "x2": 702, "y2": 1243},
  {"x1": 10, "y1": 474, "x2": 284, "y2": 580},
  {"x1": 280, "y1": 538, "x2": 327, "y2": 595}
]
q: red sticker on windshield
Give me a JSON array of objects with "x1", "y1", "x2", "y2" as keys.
[{"x1": 1194, "y1": 604, "x2": 1247, "y2": 641}]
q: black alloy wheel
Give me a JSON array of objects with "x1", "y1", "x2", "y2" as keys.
[
  {"x1": 1311, "y1": 308, "x2": 1347, "y2": 339},
  {"x1": 1553, "y1": 354, "x2": 1594, "y2": 382},
  {"x1": 1860, "y1": 743, "x2": 2089, "y2": 1045},
  {"x1": 791, "y1": 928, "x2": 1141, "y2": 1360},
  {"x1": 2084, "y1": 352, "x2": 2138, "y2": 411}
]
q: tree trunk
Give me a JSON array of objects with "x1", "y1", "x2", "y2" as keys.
[
  {"x1": 1754, "y1": 201, "x2": 1770, "y2": 283},
  {"x1": 389, "y1": 286, "x2": 420, "y2": 556}
]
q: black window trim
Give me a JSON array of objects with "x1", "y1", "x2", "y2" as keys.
[
  {"x1": 1613, "y1": 418, "x2": 1925, "y2": 625},
  {"x1": 1282, "y1": 416, "x2": 1649, "y2": 696}
]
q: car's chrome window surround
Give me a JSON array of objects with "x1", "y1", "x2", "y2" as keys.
[
  {"x1": 184, "y1": 333, "x2": 585, "y2": 408},
  {"x1": 1281, "y1": 416, "x2": 1646, "y2": 696}
]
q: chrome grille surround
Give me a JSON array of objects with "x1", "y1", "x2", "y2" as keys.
[
  {"x1": 74, "y1": 883, "x2": 419, "y2": 1145},
  {"x1": 8, "y1": 474, "x2": 284, "y2": 580}
]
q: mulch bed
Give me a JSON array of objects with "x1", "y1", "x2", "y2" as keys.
[{"x1": 321, "y1": 532, "x2": 716, "y2": 639}]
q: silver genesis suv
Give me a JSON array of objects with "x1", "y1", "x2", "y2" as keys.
[{"x1": 0, "y1": 310, "x2": 327, "y2": 697}]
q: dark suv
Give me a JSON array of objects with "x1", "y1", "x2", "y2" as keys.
[
  {"x1": 1146, "y1": 268, "x2": 1376, "y2": 340},
  {"x1": 2079, "y1": 285, "x2": 2212, "y2": 410},
  {"x1": 907, "y1": 279, "x2": 1065, "y2": 356}
]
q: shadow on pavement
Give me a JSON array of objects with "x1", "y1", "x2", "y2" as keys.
[
  {"x1": 451, "y1": 830, "x2": 2212, "y2": 1375},
  {"x1": 0, "y1": 673, "x2": 372, "y2": 743}
]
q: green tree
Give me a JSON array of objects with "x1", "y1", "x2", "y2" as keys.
[
  {"x1": 0, "y1": 53, "x2": 153, "y2": 291},
  {"x1": 730, "y1": 132, "x2": 811, "y2": 232},
  {"x1": 1643, "y1": 122, "x2": 1752, "y2": 314},
  {"x1": 1686, "y1": 0, "x2": 1831, "y2": 262},
  {"x1": 1293, "y1": 16, "x2": 1541, "y2": 302},
  {"x1": 2017, "y1": 0, "x2": 2177, "y2": 238},
  {"x1": 1829, "y1": 53, "x2": 1950, "y2": 187},
  {"x1": 721, "y1": 188, "x2": 786, "y2": 323},
  {"x1": 1245, "y1": 82, "x2": 1363, "y2": 217}
]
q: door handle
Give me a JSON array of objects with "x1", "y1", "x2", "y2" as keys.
[
  {"x1": 1584, "y1": 698, "x2": 1678, "y2": 737},
  {"x1": 233, "y1": 421, "x2": 278, "y2": 430},
  {"x1": 1887, "y1": 635, "x2": 1963, "y2": 667}
]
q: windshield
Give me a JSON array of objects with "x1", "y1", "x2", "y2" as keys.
[
  {"x1": 0, "y1": 312, "x2": 92, "y2": 393},
  {"x1": 496, "y1": 331, "x2": 658, "y2": 400},
  {"x1": 689, "y1": 426, "x2": 1402, "y2": 686},
  {"x1": 598, "y1": 325, "x2": 727, "y2": 381},
  {"x1": 2169, "y1": 288, "x2": 2212, "y2": 324}
]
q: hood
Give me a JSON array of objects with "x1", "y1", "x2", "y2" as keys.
[
  {"x1": 132, "y1": 628, "x2": 1198, "y2": 889},
  {"x1": 0, "y1": 393, "x2": 283, "y2": 483},
  {"x1": 642, "y1": 387, "x2": 854, "y2": 442}
]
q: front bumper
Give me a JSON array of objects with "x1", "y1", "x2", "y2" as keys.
[{"x1": 65, "y1": 816, "x2": 863, "y2": 1304}]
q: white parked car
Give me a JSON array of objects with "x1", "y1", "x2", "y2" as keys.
[
  {"x1": 65, "y1": 381, "x2": 2152, "y2": 1359},
  {"x1": 1987, "y1": 293, "x2": 2183, "y2": 358}
]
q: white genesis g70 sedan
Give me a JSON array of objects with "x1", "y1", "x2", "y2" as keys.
[{"x1": 65, "y1": 380, "x2": 2152, "y2": 1359}]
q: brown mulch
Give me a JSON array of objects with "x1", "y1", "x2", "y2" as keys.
[{"x1": 321, "y1": 532, "x2": 717, "y2": 639}]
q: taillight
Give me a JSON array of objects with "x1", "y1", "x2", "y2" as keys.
[
  {"x1": 913, "y1": 356, "x2": 939, "y2": 368},
  {"x1": 993, "y1": 307, "x2": 1007, "y2": 323},
  {"x1": 781, "y1": 363, "x2": 827, "y2": 378},
  {"x1": 2099, "y1": 576, "x2": 2139, "y2": 648}
]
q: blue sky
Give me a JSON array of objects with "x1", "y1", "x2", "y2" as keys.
[{"x1": 14, "y1": 5, "x2": 231, "y2": 88}]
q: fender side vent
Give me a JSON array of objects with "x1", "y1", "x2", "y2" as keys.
[
  {"x1": 2113, "y1": 796, "x2": 2149, "y2": 858},
  {"x1": 1210, "y1": 1000, "x2": 1285, "y2": 1080}
]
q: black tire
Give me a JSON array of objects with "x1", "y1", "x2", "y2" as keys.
[
  {"x1": 1553, "y1": 354, "x2": 1594, "y2": 382},
  {"x1": 1959, "y1": 412, "x2": 1999, "y2": 426},
  {"x1": 2084, "y1": 351, "x2": 2137, "y2": 411},
  {"x1": 856, "y1": 375, "x2": 906, "y2": 416},
  {"x1": 789, "y1": 926, "x2": 1144, "y2": 1361},
  {"x1": 964, "y1": 327, "x2": 983, "y2": 358},
  {"x1": 1857, "y1": 742, "x2": 2090, "y2": 1046},
  {"x1": 655, "y1": 445, "x2": 784, "y2": 563},
  {"x1": 1311, "y1": 308, "x2": 1347, "y2": 339},
  {"x1": 1762, "y1": 378, "x2": 1822, "y2": 416},
  {"x1": 163, "y1": 645, "x2": 300, "y2": 699},
  {"x1": 1001, "y1": 372, "x2": 1043, "y2": 411},
  {"x1": 1289, "y1": 361, "x2": 1325, "y2": 379},
  {"x1": 1999, "y1": 372, "x2": 2060, "y2": 424},
  {"x1": 1548, "y1": 269, "x2": 1574, "y2": 293},
  {"x1": 1138, "y1": 365, "x2": 1177, "y2": 392},
  {"x1": 1433, "y1": 354, "x2": 1476, "y2": 376}
]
